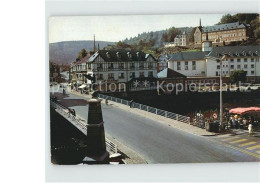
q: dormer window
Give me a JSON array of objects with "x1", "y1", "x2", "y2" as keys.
[
  {"x1": 136, "y1": 52, "x2": 140, "y2": 58},
  {"x1": 127, "y1": 52, "x2": 132, "y2": 58},
  {"x1": 106, "y1": 52, "x2": 111, "y2": 58},
  {"x1": 236, "y1": 51, "x2": 239, "y2": 56},
  {"x1": 242, "y1": 51, "x2": 246, "y2": 56},
  {"x1": 116, "y1": 52, "x2": 121, "y2": 58}
]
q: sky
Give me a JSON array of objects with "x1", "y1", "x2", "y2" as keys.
[{"x1": 49, "y1": 14, "x2": 225, "y2": 43}]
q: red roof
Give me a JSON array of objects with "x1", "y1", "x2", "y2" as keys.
[{"x1": 229, "y1": 107, "x2": 260, "y2": 114}]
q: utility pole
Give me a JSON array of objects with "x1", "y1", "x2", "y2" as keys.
[
  {"x1": 219, "y1": 54, "x2": 228, "y2": 130},
  {"x1": 94, "y1": 34, "x2": 96, "y2": 52}
]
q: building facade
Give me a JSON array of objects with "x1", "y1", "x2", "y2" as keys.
[
  {"x1": 206, "y1": 46, "x2": 260, "y2": 82},
  {"x1": 194, "y1": 21, "x2": 251, "y2": 45},
  {"x1": 168, "y1": 40, "x2": 260, "y2": 83},
  {"x1": 84, "y1": 50, "x2": 158, "y2": 92},
  {"x1": 174, "y1": 31, "x2": 189, "y2": 47}
]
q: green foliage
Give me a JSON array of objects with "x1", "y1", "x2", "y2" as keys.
[
  {"x1": 230, "y1": 70, "x2": 247, "y2": 84},
  {"x1": 167, "y1": 27, "x2": 181, "y2": 42},
  {"x1": 217, "y1": 14, "x2": 238, "y2": 25},
  {"x1": 77, "y1": 48, "x2": 87, "y2": 60},
  {"x1": 254, "y1": 27, "x2": 260, "y2": 39},
  {"x1": 217, "y1": 13, "x2": 258, "y2": 25}
]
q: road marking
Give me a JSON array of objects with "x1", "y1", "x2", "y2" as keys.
[
  {"x1": 229, "y1": 139, "x2": 247, "y2": 144},
  {"x1": 221, "y1": 136, "x2": 239, "y2": 141},
  {"x1": 247, "y1": 144, "x2": 260, "y2": 150},
  {"x1": 239, "y1": 141, "x2": 257, "y2": 147}
]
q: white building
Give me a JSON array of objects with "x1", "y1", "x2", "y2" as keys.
[
  {"x1": 206, "y1": 46, "x2": 260, "y2": 82},
  {"x1": 174, "y1": 31, "x2": 189, "y2": 47},
  {"x1": 168, "y1": 51, "x2": 208, "y2": 77},
  {"x1": 86, "y1": 50, "x2": 157, "y2": 91},
  {"x1": 168, "y1": 38, "x2": 260, "y2": 83}
]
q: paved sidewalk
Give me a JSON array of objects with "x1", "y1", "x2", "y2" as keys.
[{"x1": 66, "y1": 88, "x2": 216, "y2": 137}]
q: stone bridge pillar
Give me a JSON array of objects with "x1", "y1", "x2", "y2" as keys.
[{"x1": 84, "y1": 98, "x2": 109, "y2": 164}]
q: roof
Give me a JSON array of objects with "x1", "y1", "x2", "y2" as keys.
[
  {"x1": 157, "y1": 68, "x2": 186, "y2": 78},
  {"x1": 88, "y1": 50, "x2": 157, "y2": 62},
  {"x1": 202, "y1": 22, "x2": 248, "y2": 33},
  {"x1": 208, "y1": 45, "x2": 260, "y2": 58},
  {"x1": 70, "y1": 54, "x2": 92, "y2": 66},
  {"x1": 169, "y1": 51, "x2": 208, "y2": 61}
]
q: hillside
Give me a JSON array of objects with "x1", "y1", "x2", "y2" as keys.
[
  {"x1": 49, "y1": 40, "x2": 115, "y2": 64},
  {"x1": 123, "y1": 27, "x2": 194, "y2": 48}
]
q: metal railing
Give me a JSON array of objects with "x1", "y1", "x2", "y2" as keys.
[
  {"x1": 97, "y1": 94, "x2": 190, "y2": 123},
  {"x1": 50, "y1": 99, "x2": 118, "y2": 154},
  {"x1": 105, "y1": 138, "x2": 118, "y2": 154}
]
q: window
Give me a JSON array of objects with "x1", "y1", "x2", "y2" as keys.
[
  {"x1": 251, "y1": 70, "x2": 255, "y2": 75},
  {"x1": 192, "y1": 61, "x2": 196, "y2": 70},
  {"x1": 185, "y1": 61, "x2": 188, "y2": 70},
  {"x1": 177, "y1": 62, "x2": 181, "y2": 70},
  {"x1": 244, "y1": 58, "x2": 247, "y2": 62},
  {"x1": 119, "y1": 73, "x2": 124, "y2": 78},
  {"x1": 230, "y1": 59, "x2": 234, "y2": 62},
  {"x1": 108, "y1": 63, "x2": 114, "y2": 69},
  {"x1": 237, "y1": 65, "x2": 241, "y2": 69},
  {"x1": 139, "y1": 72, "x2": 144, "y2": 78},
  {"x1": 251, "y1": 58, "x2": 254, "y2": 62},
  {"x1": 130, "y1": 63, "x2": 135, "y2": 69},
  {"x1": 148, "y1": 71, "x2": 153, "y2": 77},
  {"x1": 230, "y1": 65, "x2": 234, "y2": 69},
  {"x1": 97, "y1": 74, "x2": 103, "y2": 79},
  {"x1": 108, "y1": 73, "x2": 114, "y2": 79},
  {"x1": 97, "y1": 63, "x2": 102, "y2": 68},
  {"x1": 244, "y1": 64, "x2": 248, "y2": 69},
  {"x1": 251, "y1": 64, "x2": 254, "y2": 68},
  {"x1": 237, "y1": 58, "x2": 240, "y2": 62},
  {"x1": 131, "y1": 72, "x2": 135, "y2": 78},
  {"x1": 139, "y1": 63, "x2": 144, "y2": 69},
  {"x1": 119, "y1": 63, "x2": 124, "y2": 69},
  {"x1": 217, "y1": 65, "x2": 220, "y2": 69},
  {"x1": 88, "y1": 64, "x2": 91, "y2": 69},
  {"x1": 148, "y1": 63, "x2": 153, "y2": 68}
]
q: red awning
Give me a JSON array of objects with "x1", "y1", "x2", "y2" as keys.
[{"x1": 229, "y1": 107, "x2": 260, "y2": 115}]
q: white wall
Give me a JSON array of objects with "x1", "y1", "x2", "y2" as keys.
[{"x1": 168, "y1": 60, "x2": 206, "y2": 76}]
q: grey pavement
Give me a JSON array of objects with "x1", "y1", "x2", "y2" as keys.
[{"x1": 52, "y1": 89, "x2": 260, "y2": 163}]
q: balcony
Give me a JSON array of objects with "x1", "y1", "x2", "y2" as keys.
[
  {"x1": 118, "y1": 66, "x2": 124, "y2": 70},
  {"x1": 148, "y1": 65, "x2": 153, "y2": 69},
  {"x1": 139, "y1": 65, "x2": 144, "y2": 69},
  {"x1": 108, "y1": 67, "x2": 114, "y2": 70},
  {"x1": 130, "y1": 66, "x2": 135, "y2": 70}
]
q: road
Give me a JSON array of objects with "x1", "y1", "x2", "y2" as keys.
[{"x1": 53, "y1": 90, "x2": 259, "y2": 163}]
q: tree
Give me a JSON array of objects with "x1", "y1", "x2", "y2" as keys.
[
  {"x1": 230, "y1": 70, "x2": 247, "y2": 85},
  {"x1": 168, "y1": 27, "x2": 180, "y2": 42},
  {"x1": 217, "y1": 14, "x2": 238, "y2": 25},
  {"x1": 162, "y1": 32, "x2": 168, "y2": 42},
  {"x1": 77, "y1": 48, "x2": 87, "y2": 60},
  {"x1": 189, "y1": 27, "x2": 196, "y2": 43},
  {"x1": 254, "y1": 27, "x2": 260, "y2": 39}
]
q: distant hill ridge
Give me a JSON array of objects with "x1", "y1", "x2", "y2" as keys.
[{"x1": 49, "y1": 40, "x2": 115, "y2": 64}]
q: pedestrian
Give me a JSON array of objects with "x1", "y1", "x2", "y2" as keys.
[
  {"x1": 129, "y1": 100, "x2": 133, "y2": 108},
  {"x1": 63, "y1": 88, "x2": 66, "y2": 95},
  {"x1": 248, "y1": 123, "x2": 253, "y2": 136},
  {"x1": 72, "y1": 109, "x2": 76, "y2": 116}
]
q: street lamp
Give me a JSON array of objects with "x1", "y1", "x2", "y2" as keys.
[{"x1": 219, "y1": 54, "x2": 228, "y2": 131}]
